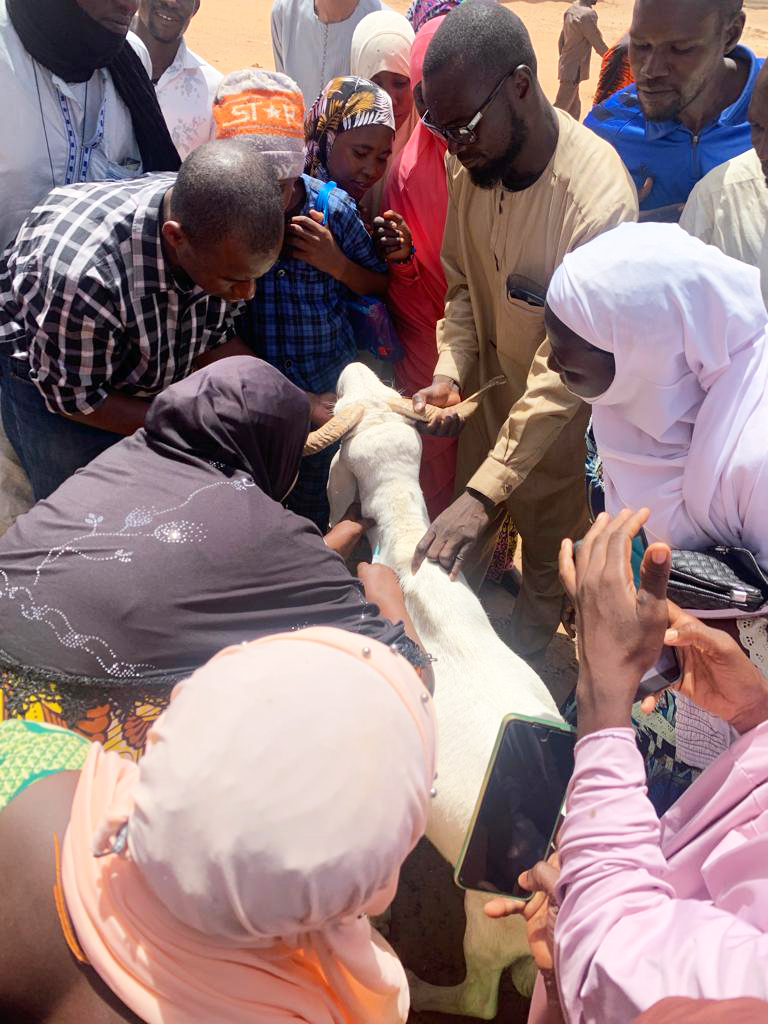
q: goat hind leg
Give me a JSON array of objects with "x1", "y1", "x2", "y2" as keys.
[{"x1": 408, "y1": 890, "x2": 532, "y2": 1019}]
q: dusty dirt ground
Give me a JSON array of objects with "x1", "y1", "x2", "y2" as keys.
[
  {"x1": 186, "y1": 3, "x2": 765, "y2": 1020},
  {"x1": 188, "y1": 0, "x2": 768, "y2": 107}
]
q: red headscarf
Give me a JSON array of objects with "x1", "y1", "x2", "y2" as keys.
[
  {"x1": 382, "y1": 16, "x2": 458, "y2": 520},
  {"x1": 383, "y1": 15, "x2": 448, "y2": 393}
]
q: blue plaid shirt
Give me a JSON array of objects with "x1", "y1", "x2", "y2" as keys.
[{"x1": 240, "y1": 175, "x2": 385, "y2": 394}]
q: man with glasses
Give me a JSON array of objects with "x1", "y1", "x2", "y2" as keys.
[{"x1": 411, "y1": 1, "x2": 637, "y2": 663}]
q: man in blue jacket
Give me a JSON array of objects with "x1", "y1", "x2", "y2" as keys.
[{"x1": 585, "y1": 0, "x2": 762, "y2": 218}]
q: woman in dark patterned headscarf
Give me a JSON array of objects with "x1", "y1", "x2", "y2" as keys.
[
  {"x1": 304, "y1": 75, "x2": 395, "y2": 193},
  {"x1": 0, "y1": 358, "x2": 426, "y2": 760}
]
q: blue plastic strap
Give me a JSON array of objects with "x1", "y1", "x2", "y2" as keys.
[{"x1": 313, "y1": 180, "x2": 337, "y2": 226}]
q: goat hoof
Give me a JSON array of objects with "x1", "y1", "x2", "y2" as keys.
[
  {"x1": 370, "y1": 906, "x2": 392, "y2": 939},
  {"x1": 509, "y1": 955, "x2": 537, "y2": 998},
  {"x1": 406, "y1": 969, "x2": 500, "y2": 1020}
]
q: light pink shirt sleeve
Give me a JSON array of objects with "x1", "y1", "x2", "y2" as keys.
[{"x1": 555, "y1": 729, "x2": 768, "y2": 1023}]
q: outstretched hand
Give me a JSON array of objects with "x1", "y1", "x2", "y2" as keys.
[
  {"x1": 412, "y1": 489, "x2": 495, "y2": 580},
  {"x1": 640, "y1": 607, "x2": 768, "y2": 735},
  {"x1": 484, "y1": 856, "x2": 562, "y2": 1015},
  {"x1": 559, "y1": 509, "x2": 671, "y2": 737}
]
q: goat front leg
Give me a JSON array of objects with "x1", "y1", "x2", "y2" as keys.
[{"x1": 408, "y1": 889, "x2": 535, "y2": 1019}]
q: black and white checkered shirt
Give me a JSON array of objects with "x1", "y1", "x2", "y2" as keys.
[{"x1": 0, "y1": 175, "x2": 237, "y2": 416}]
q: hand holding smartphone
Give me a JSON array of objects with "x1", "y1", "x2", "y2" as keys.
[
  {"x1": 455, "y1": 715, "x2": 576, "y2": 901},
  {"x1": 573, "y1": 530, "x2": 683, "y2": 703}
]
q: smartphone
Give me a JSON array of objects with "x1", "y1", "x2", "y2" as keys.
[
  {"x1": 454, "y1": 715, "x2": 576, "y2": 901},
  {"x1": 636, "y1": 645, "x2": 682, "y2": 700}
]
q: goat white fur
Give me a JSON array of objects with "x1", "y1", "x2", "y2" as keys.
[{"x1": 328, "y1": 364, "x2": 565, "y2": 1019}]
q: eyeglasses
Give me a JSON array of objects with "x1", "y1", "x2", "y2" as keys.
[{"x1": 421, "y1": 66, "x2": 523, "y2": 146}]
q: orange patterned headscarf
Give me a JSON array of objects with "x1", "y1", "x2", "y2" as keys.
[{"x1": 214, "y1": 69, "x2": 306, "y2": 181}]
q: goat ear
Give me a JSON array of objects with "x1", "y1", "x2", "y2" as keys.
[{"x1": 327, "y1": 450, "x2": 359, "y2": 528}]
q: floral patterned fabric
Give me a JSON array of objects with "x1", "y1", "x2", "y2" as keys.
[
  {"x1": 154, "y1": 40, "x2": 222, "y2": 160},
  {"x1": 0, "y1": 665, "x2": 173, "y2": 762},
  {"x1": 405, "y1": 0, "x2": 463, "y2": 34}
]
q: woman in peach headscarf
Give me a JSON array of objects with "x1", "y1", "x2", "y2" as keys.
[
  {"x1": 350, "y1": 10, "x2": 419, "y2": 218},
  {"x1": 0, "y1": 628, "x2": 436, "y2": 1024}
]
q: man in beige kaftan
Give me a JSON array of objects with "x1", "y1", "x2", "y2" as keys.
[
  {"x1": 414, "y1": 2, "x2": 637, "y2": 659},
  {"x1": 555, "y1": 0, "x2": 608, "y2": 119}
]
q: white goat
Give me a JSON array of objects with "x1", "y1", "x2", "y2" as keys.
[{"x1": 327, "y1": 363, "x2": 565, "y2": 1020}]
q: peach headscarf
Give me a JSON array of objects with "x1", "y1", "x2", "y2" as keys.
[
  {"x1": 61, "y1": 627, "x2": 437, "y2": 1024},
  {"x1": 350, "y1": 10, "x2": 419, "y2": 217}
]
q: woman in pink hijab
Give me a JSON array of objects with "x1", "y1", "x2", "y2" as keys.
[
  {"x1": 486, "y1": 510, "x2": 768, "y2": 1024},
  {"x1": 0, "y1": 627, "x2": 436, "y2": 1024},
  {"x1": 383, "y1": 16, "x2": 458, "y2": 521}
]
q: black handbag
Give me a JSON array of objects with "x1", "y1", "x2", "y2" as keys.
[{"x1": 668, "y1": 546, "x2": 768, "y2": 612}]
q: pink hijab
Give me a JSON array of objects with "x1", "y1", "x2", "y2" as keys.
[
  {"x1": 61, "y1": 628, "x2": 437, "y2": 1024},
  {"x1": 384, "y1": 15, "x2": 448, "y2": 359},
  {"x1": 384, "y1": 17, "x2": 458, "y2": 520},
  {"x1": 633, "y1": 998, "x2": 768, "y2": 1022}
]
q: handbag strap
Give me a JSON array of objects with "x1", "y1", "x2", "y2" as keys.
[{"x1": 313, "y1": 180, "x2": 337, "y2": 226}]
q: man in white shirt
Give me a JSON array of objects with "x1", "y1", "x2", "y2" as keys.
[
  {"x1": 681, "y1": 61, "x2": 768, "y2": 306},
  {"x1": 0, "y1": 0, "x2": 179, "y2": 532},
  {"x1": 0, "y1": 0, "x2": 179, "y2": 250},
  {"x1": 133, "y1": 0, "x2": 222, "y2": 158},
  {"x1": 271, "y1": 0, "x2": 384, "y2": 105}
]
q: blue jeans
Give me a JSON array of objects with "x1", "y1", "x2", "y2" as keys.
[{"x1": 0, "y1": 354, "x2": 120, "y2": 501}]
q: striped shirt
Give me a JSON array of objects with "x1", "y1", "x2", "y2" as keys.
[{"x1": 0, "y1": 175, "x2": 237, "y2": 416}]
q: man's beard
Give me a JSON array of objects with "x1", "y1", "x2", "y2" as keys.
[
  {"x1": 640, "y1": 93, "x2": 684, "y2": 123},
  {"x1": 639, "y1": 74, "x2": 709, "y2": 125},
  {"x1": 468, "y1": 114, "x2": 529, "y2": 190}
]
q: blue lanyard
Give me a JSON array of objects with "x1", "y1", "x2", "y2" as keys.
[{"x1": 56, "y1": 80, "x2": 107, "y2": 185}]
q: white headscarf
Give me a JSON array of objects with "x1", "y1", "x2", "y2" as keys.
[
  {"x1": 350, "y1": 10, "x2": 419, "y2": 217},
  {"x1": 547, "y1": 222, "x2": 768, "y2": 566}
]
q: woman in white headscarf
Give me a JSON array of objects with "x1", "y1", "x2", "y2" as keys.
[
  {"x1": 545, "y1": 222, "x2": 768, "y2": 571},
  {"x1": 350, "y1": 10, "x2": 419, "y2": 217}
]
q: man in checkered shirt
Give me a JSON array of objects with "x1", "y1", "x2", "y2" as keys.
[{"x1": 0, "y1": 140, "x2": 283, "y2": 500}]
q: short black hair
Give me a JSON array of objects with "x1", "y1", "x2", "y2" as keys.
[
  {"x1": 171, "y1": 140, "x2": 283, "y2": 254},
  {"x1": 423, "y1": 1, "x2": 537, "y2": 83},
  {"x1": 718, "y1": 0, "x2": 743, "y2": 21}
]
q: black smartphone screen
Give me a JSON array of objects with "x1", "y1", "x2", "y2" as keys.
[
  {"x1": 635, "y1": 645, "x2": 682, "y2": 700},
  {"x1": 456, "y1": 719, "x2": 576, "y2": 899}
]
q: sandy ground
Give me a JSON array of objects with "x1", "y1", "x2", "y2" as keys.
[
  {"x1": 186, "y1": 3, "x2": 765, "y2": 1020},
  {"x1": 188, "y1": 0, "x2": 768, "y2": 105}
]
